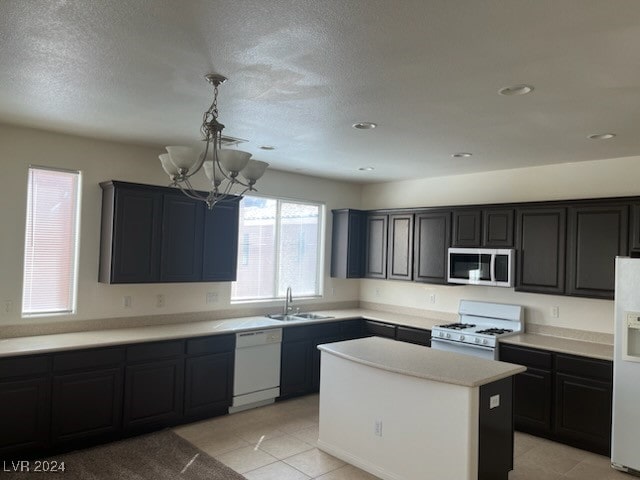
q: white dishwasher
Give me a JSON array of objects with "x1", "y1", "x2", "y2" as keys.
[{"x1": 229, "y1": 328, "x2": 282, "y2": 413}]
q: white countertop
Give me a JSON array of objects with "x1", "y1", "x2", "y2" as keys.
[
  {"x1": 0, "y1": 307, "x2": 613, "y2": 361},
  {"x1": 318, "y1": 336, "x2": 526, "y2": 387}
]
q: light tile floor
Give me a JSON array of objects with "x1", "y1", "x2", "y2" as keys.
[{"x1": 173, "y1": 394, "x2": 628, "y2": 480}]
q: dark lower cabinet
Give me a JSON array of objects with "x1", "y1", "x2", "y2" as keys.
[
  {"x1": 395, "y1": 326, "x2": 431, "y2": 346},
  {"x1": 184, "y1": 334, "x2": 234, "y2": 420},
  {"x1": 0, "y1": 376, "x2": 50, "y2": 456},
  {"x1": 554, "y1": 354, "x2": 613, "y2": 455},
  {"x1": 184, "y1": 352, "x2": 233, "y2": 420},
  {"x1": 51, "y1": 368, "x2": 123, "y2": 445},
  {"x1": 280, "y1": 340, "x2": 313, "y2": 398},
  {"x1": 500, "y1": 344, "x2": 613, "y2": 455},
  {"x1": 50, "y1": 347, "x2": 125, "y2": 446},
  {"x1": 123, "y1": 341, "x2": 185, "y2": 432},
  {"x1": 365, "y1": 320, "x2": 396, "y2": 339}
]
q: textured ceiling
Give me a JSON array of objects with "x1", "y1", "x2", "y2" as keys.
[{"x1": 1, "y1": 0, "x2": 640, "y2": 182}]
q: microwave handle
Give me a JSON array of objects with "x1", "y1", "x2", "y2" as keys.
[{"x1": 490, "y1": 254, "x2": 496, "y2": 282}]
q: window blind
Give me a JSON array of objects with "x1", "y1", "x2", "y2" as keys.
[
  {"x1": 232, "y1": 195, "x2": 323, "y2": 301},
  {"x1": 22, "y1": 167, "x2": 81, "y2": 316}
]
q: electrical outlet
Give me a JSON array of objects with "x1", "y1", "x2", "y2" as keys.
[
  {"x1": 551, "y1": 306, "x2": 560, "y2": 318},
  {"x1": 331, "y1": 287, "x2": 336, "y2": 297},
  {"x1": 4, "y1": 300, "x2": 13, "y2": 314},
  {"x1": 490, "y1": 394, "x2": 500, "y2": 409},
  {"x1": 374, "y1": 420, "x2": 383, "y2": 437},
  {"x1": 429, "y1": 293, "x2": 436, "y2": 304},
  {"x1": 375, "y1": 288, "x2": 381, "y2": 297},
  {"x1": 123, "y1": 296, "x2": 132, "y2": 308},
  {"x1": 206, "y1": 292, "x2": 218, "y2": 304},
  {"x1": 156, "y1": 294, "x2": 165, "y2": 308}
]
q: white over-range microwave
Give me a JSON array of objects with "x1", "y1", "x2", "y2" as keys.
[{"x1": 447, "y1": 248, "x2": 515, "y2": 287}]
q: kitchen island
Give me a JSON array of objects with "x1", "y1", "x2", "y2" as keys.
[{"x1": 317, "y1": 337, "x2": 526, "y2": 480}]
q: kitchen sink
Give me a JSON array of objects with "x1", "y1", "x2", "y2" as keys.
[
  {"x1": 293, "y1": 313, "x2": 333, "y2": 320},
  {"x1": 265, "y1": 313, "x2": 334, "y2": 322}
]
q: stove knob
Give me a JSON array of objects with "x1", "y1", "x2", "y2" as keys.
[
  {"x1": 439, "y1": 332, "x2": 445, "y2": 338},
  {"x1": 482, "y1": 339, "x2": 488, "y2": 345},
  {"x1": 475, "y1": 337, "x2": 480, "y2": 343},
  {"x1": 446, "y1": 333, "x2": 451, "y2": 339},
  {"x1": 459, "y1": 335, "x2": 465, "y2": 341}
]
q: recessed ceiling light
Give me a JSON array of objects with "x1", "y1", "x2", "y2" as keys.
[
  {"x1": 352, "y1": 122, "x2": 377, "y2": 130},
  {"x1": 588, "y1": 133, "x2": 616, "y2": 140},
  {"x1": 358, "y1": 166, "x2": 375, "y2": 171},
  {"x1": 452, "y1": 152, "x2": 472, "y2": 158},
  {"x1": 498, "y1": 84, "x2": 534, "y2": 96},
  {"x1": 259, "y1": 145, "x2": 276, "y2": 150}
]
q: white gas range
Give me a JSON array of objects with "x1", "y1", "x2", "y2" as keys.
[{"x1": 431, "y1": 300, "x2": 524, "y2": 360}]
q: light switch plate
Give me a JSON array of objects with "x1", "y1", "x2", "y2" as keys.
[{"x1": 490, "y1": 394, "x2": 500, "y2": 409}]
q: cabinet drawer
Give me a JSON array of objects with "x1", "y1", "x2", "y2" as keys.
[
  {"x1": 283, "y1": 325, "x2": 314, "y2": 342},
  {"x1": 555, "y1": 354, "x2": 612, "y2": 382},
  {"x1": 0, "y1": 355, "x2": 50, "y2": 378},
  {"x1": 127, "y1": 340, "x2": 184, "y2": 363},
  {"x1": 499, "y1": 344, "x2": 552, "y2": 370},
  {"x1": 366, "y1": 320, "x2": 396, "y2": 338},
  {"x1": 186, "y1": 335, "x2": 235, "y2": 356},
  {"x1": 396, "y1": 326, "x2": 431, "y2": 346},
  {"x1": 53, "y1": 347, "x2": 125, "y2": 372}
]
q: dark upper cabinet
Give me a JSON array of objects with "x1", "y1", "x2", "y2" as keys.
[
  {"x1": 331, "y1": 209, "x2": 366, "y2": 278},
  {"x1": 516, "y1": 207, "x2": 566, "y2": 294},
  {"x1": 100, "y1": 182, "x2": 163, "y2": 283},
  {"x1": 160, "y1": 193, "x2": 205, "y2": 282},
  {"x1": 631, "y1": 204, "x2": 640, "y2": 253},
  {"x1": 100, "y1": 181, "x2": 240, "y2": 284},
  {"x1": 0, "y1": 355, "x2": 51, "y2": 456},
  {"x1": 387, "y1": 214, "x2": 413, "y2": 281},
  {"x1": 452, "y1": 208, "x2": 514, "y2": 248},
  {"x1": 452, "y1": 210, "x2": 481, "y2": 247},
  {"x1": 51, "y1": 347, "x2": 124, "y2": 446},
  {"x1": 202, "y1": 199, "x2": 240, "y2": 281},
  {"x1": 365, "y1": 214, "x2": 388, "y2": 278},
  {"x1": 413, "y1": 211, "x2": 451, "y2": 284},
  {"x1": 566, "y1": 204, "x2": 628, "y2": 299},
  {"x1": 483, "y1": 208, "x2": 514, "y2": 247}
]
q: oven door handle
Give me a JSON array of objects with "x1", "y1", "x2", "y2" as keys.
[{"x1": 431, "y1": 337, "x2": 496, "y2": 352}]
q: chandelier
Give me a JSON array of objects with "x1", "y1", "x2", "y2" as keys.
[{"x1": 159, "y1": 74, "x2": 269, "y2": 209}]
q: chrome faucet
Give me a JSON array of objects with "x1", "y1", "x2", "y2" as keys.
[{"x1": 284, "y1": 286, "x2": 294, "y2": 315}]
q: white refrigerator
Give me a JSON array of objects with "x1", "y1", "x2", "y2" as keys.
[{"x1": 611, "y1": 257, "x2": 640, "y2": 474}]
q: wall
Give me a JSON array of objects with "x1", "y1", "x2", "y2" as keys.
[
  {"x1": 0, "y1": 123, "x2": 361, "y2": 329},
  {"x1": 361, "y1": 156, "x2": 640, "y2": 334}
]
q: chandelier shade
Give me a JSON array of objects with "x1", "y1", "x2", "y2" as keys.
[{"x1": 159, "y1": 74, "x2": 269, "y2": 209}]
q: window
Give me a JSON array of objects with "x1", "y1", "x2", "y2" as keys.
[
  {"x1": 232, "y1": 195, "x2": 323, "y2": 301},
  {"x1": 22, "y1": 167, "x2": 81, "y2": 316}
]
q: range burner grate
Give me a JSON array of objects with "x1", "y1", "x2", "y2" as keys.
[
  {"x1": 437, "y1": 323, "x2": 476, "y2": 330},
  {"x1": 475, "y1": 328, "x2": 514, "y2": 336}
]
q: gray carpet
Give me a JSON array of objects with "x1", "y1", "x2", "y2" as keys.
[{"x1": 3, "y1": 430, "x2": 246, "y2": 480}]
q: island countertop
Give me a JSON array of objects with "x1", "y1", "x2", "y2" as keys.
[{"x1": 318, "y1": 336, "x2": 526, "y2": 388}]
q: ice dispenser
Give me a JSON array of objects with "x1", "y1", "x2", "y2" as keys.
[{"x1": 623, "y1": 311, "x2": 640, "y2": 362}]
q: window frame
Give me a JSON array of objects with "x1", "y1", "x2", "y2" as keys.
[
  {"x1": 21, "y1": 165, "x2": 82, "y2": 318},
  {"x1": 231, "y1": 193, "x2": 325, "y2": 303}
]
